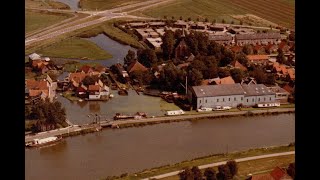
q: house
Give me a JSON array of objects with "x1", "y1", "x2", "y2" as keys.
[
  {"x1": 173, "y1": 20, "x2": 188, "y2": 29},
  {"x1": 128, "y1": 22, "x2": 148, "y2": 29},
  {"x1": 231, "y1": 61, "x2": 248, "y2": 71},
  {"x1": 29, "y1": 53, "x2": 41, "y2": 61},
  {"x1": 230, "y1": 46, "x2": 243, "y2": 54},
  {"x1": 94, "y1": 65, "x2": 107, "y2": 73},
  {"x1": 253, "y1": 45, "x2": 266, "y2": 54},
  {"x1": 247, "y1": 55, "x2": 269, "y2": 65},
  {"x1": 76, "y1": 86, "x2": 87, "y2": 98},
  {"x1": 265, "y1": 44, "x2": 278, "y2": 54},
  {"x1": 267, "y1": 86, "x2": 290, "y2": 104},
  {"x1": 135, "y1": 28, "x2": 159, "y2": 40},
  {"x1": 209, "y1": 34, "x2": 233, "y2": 45},
  {"x1": 88, "y1": 85, "x2": 101, "y2": 100},
  {"x1": 287, "y1": 68, "x2": 295, "y2": 81},
  {"x1": 68, "y1": 72, "x2": 87, "y2": 88},
  {"x1": 189, "y1": 22, "x2": 206, "y2": 30},
  {"x1": 80, "y1": 65, "x2": 94, "y2": 74},
  {"x1": 127, "y1": 60, "x2": 148, "y2": 73},
  {"x1": 208, "y1": 24, "x2": 225, "y2": 31},
  {"x1": 212, "y1": 76, "x2": 235, "y2": 85},
  {"x1": 235, "y1": 33, "x2": 281, "y2": 46},
  {"x1": 247, "y1": 166, "x2": 293, "y2": 180},
  {"x1": 188, "y1": 83, "x2": 276, "y2": 109},
  {"x1": 25, "y1": 75, "x2": 57, "y2": 102},
  {"x1": 148, "y1": 21, "x2": 166, "y2": 28},
  {"x1": 278, "y1": 41, "x2": 291, "y2": 53},
  {"x1": 146, "y1": 37, "x2": 163, "y2": 51}
]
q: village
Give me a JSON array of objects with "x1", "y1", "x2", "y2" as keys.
[{"x1": 25, "y1": 19, "x2": 295, "y2": 129}]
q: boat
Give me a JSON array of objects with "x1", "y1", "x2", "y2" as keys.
[
  {"x1": 165, "y1": 109, "x2": 185, "y2": 116},
  {"x1": 109, "y1": 94, "x2": 114, "y2": 98},
  {"x1": 118, "y1": 89, "x2": 128, "y2": 96},
  {"x1": 113, "y1": 113, "x2": 134, "y2": 120},
  {"x1": 26, "y1": 136, "x2": 63, "y2": 148}
]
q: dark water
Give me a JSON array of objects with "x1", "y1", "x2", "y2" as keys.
[
  {"x1": 54, "y1": 0, "x2": 79, "y2": 10},
  {"x1": 25, "y1": 113, "x2": 295, "y2": 180},
  {"x1": 81, "y1": 34, "x2": 137, "y2": 67},
  {"x1": 57, "y1": 90, "x2": 180, "y2": 125}
]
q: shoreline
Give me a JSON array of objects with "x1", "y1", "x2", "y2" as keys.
[{"x1": 25, "y1": 107, "x2": 294, "y2": 143}]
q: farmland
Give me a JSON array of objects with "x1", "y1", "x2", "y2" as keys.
[
  {"x1": 132, "y1": 0, "x2": 295, "y2": 28},
  {"x1": 25, "y1": 10, "x2": 73, "y2": 33}
]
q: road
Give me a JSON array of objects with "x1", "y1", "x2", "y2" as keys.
[
  {"x1": 25, "y1": 0, "x2": 172, "y2": 46},
  {"x1": 142, "y1": 151, "x2": 295, "y2": 180}
]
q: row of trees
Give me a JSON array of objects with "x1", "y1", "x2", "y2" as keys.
[{"x1": 178, "y1": 160, "x2": 238, "y2": 180}]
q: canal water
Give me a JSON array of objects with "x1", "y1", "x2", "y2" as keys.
[
  {"x1": 57, "y1": 90, "x2": 180, "y2": 125},
  {"x1": 54, "y1": 0, "x2": 79, "y2": 10},
  {"x1": 25, "y1": 113, "x2": 295, "y2": 180},
  {"x1": 80, "y1": 34, "x2": 137, "y2": 67}
]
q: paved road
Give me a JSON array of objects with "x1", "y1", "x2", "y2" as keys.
[
  {"x1": 25, "y1": 0, "x2": 172, "y2": 46},
  {"x1": 142, "y1": 151, "x2": 295, "y2": 180}
]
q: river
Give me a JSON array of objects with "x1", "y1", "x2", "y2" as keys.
[{"x1": 25, "y1": 113, "x2": 295, "y2": 180}]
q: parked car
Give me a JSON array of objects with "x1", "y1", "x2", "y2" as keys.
[
  {"x1": 213, "y1": 106, "x2": 232, "y2": 111},
  {"x1": 197, "y1": 107, "x2": 213, "y2": 112}
]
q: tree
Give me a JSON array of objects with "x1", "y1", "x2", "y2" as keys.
[
  {"x1": 196, "y1": 17, "x2": 200, "y2": 22},
  {"x1": 188, "y1": 68, "x2": 203, "y2": 86},
  {"x1": 124, "y1": 50, "x2": 136, "y2": 67},
  {"x1": 231, "y1": 20, "x2": 234, "y2": 24},
  {"x1": 287, "y1": 162, "x2": 295, "y2": 179},
  {"x1": 137, "y1": 49, "x2": 158, "y2": 68},
  {"x1": 250, "y1": 67, "x2": 267, "y2": 84},
  {"x1": 239, "y1": 20, "x2": 243, "y2": 25},
  {"x1": 180, "y1": 16, "x2": 183, "y2": 20},
  {"x1": 205, "y1": 17, "x2": 209, "y2": 22},
  {"x1": 230, "y1": 68, "x2": 244, "y2": 83},
  {"x1": 235, "y1": 52, "x2": 249, "y2": 67},
  {"x1": 218, "y1": 68, "x2": 230, "y2": 78},
  {"x1": 161, "y1": 30, "x2": 175, "y2": 60},
  {"x1": 276, "y1": 48, "x2": 286, "y2": 64},
  {"x1": 179, "y1": 167, "x2": 194, "y2": 180},
  {"x1": 191, "y1": 166, "x2": 202, "y2": 180},
  {"x1": 213, "y1": 19, "x2": 216, "y2": 24},
  {"x1": 221, "y1": 19, "x2": 226, "y2": 24},
  {"x1": 164, "y1": 15, "x2": 167, "y2": 19},
  {"x1": 217, "y1": 165, "x2": 232, "y2": 180},
  {"x1": 188, "y1": 17, "x2": 192, "y2": 21},
  {"x1": 288, "y1": 32, "x2": 295, "y2": 41},
  {"x1": 204, "y1": 168, "x2": 217, "y2": 180},
  {"x1": 242, "y1": 44, "x2": 253, "y2": 55},
  {"x1": 226, "y1": 160, "x2": 238, "y2": 178},
  {"x1": 82, "y1": 76, "x2": 96, "y2": 86},
  {"x1": 172, "y1": 16, "x2": 175, "y2": 20},
  {"x1": 266, "y1": 74, "x2": 275, "y2": 85}
]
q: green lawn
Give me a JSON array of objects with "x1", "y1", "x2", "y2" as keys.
[
  {"x1": 78, "y1": 0, "x2": 145, "y2": 10},
  {"x1": 36, "y1": 38, "x2": 112, "y2": 60},
  {"x1": 25, "y1": 10, "x2": 72, "y2": 33}
]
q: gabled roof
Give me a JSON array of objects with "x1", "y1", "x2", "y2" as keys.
[
  {"x1": 213, "y1": 76, "x2": 235, "y2": 85},
  {"x1": 80, "y1": 65, "x2": 93, "y2": 73},
  {"x1": 287, "y1": 68, "x2": 295, "y2": 80},
  {"x1": 94, "y1": 65, "x2": 106, "y2": 73},
  {"x1": 127, "y1": 60, "x2": 148, "y2": 73},
  {"x1": 231, "y1": 46, "x2": 243, "y2": 53},
  {"x1": 88, "y1": 85, "x2": 100, "y2": 91},
  {"x1": 270, "y1": 167, "x2": 292, "y2": 180},
  {"x1": 25, "y1": 79, "x2": 48, "y2": 90},
  {"x1": 247, "y1": 55, "x2": 269, "y2": 61},
  {"x1": 187, "y1": 53, "x2": 195, "y2": 62},
  {"x1": 231, "y1": 61, "x2": 247, "y2": 71},
  {"x1": 241, "y1": 84, "x2": 275, "y2": 96},
  {"x1": 273, "y1": 62, "x2": 282, "y2": 72},
  {"x1": 29, "y1": 53, "x2": 41, "y2": 60},
  {"x1": 192, "y1": 83, "x2": 244, "y2": 98},
  {"x1": 278, "y1": 41, "x2": 290, "y2": 50},
  {"x1": 282, "y1": 84, "x2": 294, "y2": 94},
  {"x1": 69, "y1": 72, "x2": 87, "y2": 83},
  {"x1": 265, "y1": 43, "x2": 278, "y2": 51},
  {"x1": 29, "y1": 89, "x2": 48, "y2": 97},
  {"x1": 235, "y1": 32, "x2": 281, "y2": 40}
]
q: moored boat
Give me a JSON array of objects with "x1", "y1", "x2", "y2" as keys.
[{"x1": 26, "y1": 136, "x2": 63, "y2": 148}]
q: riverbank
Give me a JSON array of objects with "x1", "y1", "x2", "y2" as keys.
[
  {"x1": 25, "y1": 107, "x2": 294, "y2": 143},
  {"x1": 109, "y1": 107, "x2": 295, "y2": 129},
  {"x1": 102, "y1": 144, "x2": 295, "y2": 180}
]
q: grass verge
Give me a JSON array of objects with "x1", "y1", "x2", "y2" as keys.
[{"x1": 78, "y1": 0, "x2": 145, "y2": 11}]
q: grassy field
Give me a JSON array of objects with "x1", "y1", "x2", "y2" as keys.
[
  {"x1": 36, "y1": 38, "x2": 112, "y2": 60},
  {"x1": 132, "y1": 0, "x2": 294, "y2": 28},
  {"x1": 78, "y1": 0, "x2": 145, "y2": 10},
  {"x1": 26, "y1": 10, "x2": 73, "y2": 33},
  {"x1": 107, "y1": 145, "x2": 294, "y2": 180},
  {"x1": 26, "y1": 0, "x2": 70, "y2": 9},
  {"x1": 162, "y1": 155, "x2": 294, "y2": 180}
]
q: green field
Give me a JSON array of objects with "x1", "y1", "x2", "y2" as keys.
[
  {"x1": 106, "y1": 145, "x2": 294, "y2": 180},
  {"x1": 132, "y1": 0, "x2": 295, "y2": 28},
  {"x1": 79, "y1": 0, "x2": 145, "y2": 10},
  {"x1": 36, "y1": 38, "x2": 112, "y2": 60},
  {"x1": 25, "y1": 10, "x2": 72, "y2": 33}
]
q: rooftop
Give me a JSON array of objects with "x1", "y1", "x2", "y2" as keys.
[
  {"x1": 192, "y1": 83, "x2": 244, "y2": 98},
  {"x1": 241, "y1": 84, "x2": 275, "y2": 96}
]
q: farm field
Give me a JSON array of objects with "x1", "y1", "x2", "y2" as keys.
[
  {"x1": 25, "y1": 10, "x2": 73, "y2": 33},
  {"x1": 78, "y1": 0, "x2": 145, "y2": 10},
  {"x1": 132, "y1": 0, "x2": 295, "y2": 28},
  {"x1": 36, "y1": 38, "x2": 112, "y2": 60}
]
